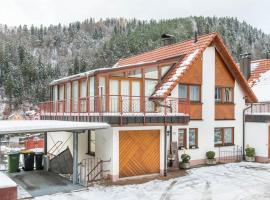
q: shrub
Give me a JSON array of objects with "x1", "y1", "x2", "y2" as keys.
[
  {"x1": 181, "y1": 153, "x2": 191, "y2": 163},
  {"x1": 206, "y1": 151, "x2": 215, "y2": 159},
  {"x1": 245, "y1": 146, "x2": 255, "y2": 157}
]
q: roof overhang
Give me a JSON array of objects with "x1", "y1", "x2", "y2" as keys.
[{"x1": 0, "y1": 120, "x2": 110, "y2": 135}]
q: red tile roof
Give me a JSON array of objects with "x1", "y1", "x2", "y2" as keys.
[
  {"x1": 115, "y1": 33, "x2": 217, "y2": 67},
  {"x1": 248, "y1": 59, "x2": 270, "y2": 87},
  {"x1": 144, "y1": 32, "x2": 257, "y2": 102}
]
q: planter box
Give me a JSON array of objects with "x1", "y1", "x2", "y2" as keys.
[
  {"x1": 206, "y1": 158, "x2": 216, "y2": 165},
  {"x1": 179, "y1": 162, "x2": 190, "y2": 169},
  {"x1": 245, "y1": 156, "x2": 255, "y2": 162}
]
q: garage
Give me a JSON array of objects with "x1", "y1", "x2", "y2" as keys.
[{"x1": 119, "y1": 130, "x2": 160, "y2": 177}]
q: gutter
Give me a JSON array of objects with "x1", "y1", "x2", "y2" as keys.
[
  {"x1": 164, "y1": 125, "x2": 167, "y2": 176},
  {"x1": 243, "y1": 104, "x2": 252, "y2": 159}
]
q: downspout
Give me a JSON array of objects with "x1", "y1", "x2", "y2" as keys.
[
  {"x1": 156, "y1": 100, "x2": 173, "y2": 168},
  {"x1": 243, "y1": 103, "x2": 252, "y2": 159},
  {"x1": 164, "y1": 125, "x2": 167, "y2": 176}
]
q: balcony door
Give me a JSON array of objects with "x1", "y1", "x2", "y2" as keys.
[
  {"x1": 131, "y1": 80, "x2": 141, "y2": 112},
  {"x1": 72, "y1": 81, "x2": 79, "y2": 112},
  {"x1": 109, "y1": 78, "x2": 141, "y2": 113}
]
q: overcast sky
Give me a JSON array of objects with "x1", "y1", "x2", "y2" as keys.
[{"x1": 0, "y1": 0, "x2": 269, "y2": 33}]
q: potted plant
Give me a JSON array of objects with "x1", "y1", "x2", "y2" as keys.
[
  {"x1": 179, "y1": 153, "x2": 191, "y2": 169},
  {"x1": 245, "y1": 145, "x2": 255, "y2": 162},
  {"x1": 206, "y1": 151, "x2": 216, "y2": 165}
]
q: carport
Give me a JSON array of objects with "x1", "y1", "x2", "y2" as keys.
[{"x1": 0, "y1": 120, "x2": 110, "y2": 186}]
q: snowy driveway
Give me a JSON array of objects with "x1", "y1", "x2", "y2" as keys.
[{"x1": 35, "y1": 162, "x2": 270, "y2": 200}]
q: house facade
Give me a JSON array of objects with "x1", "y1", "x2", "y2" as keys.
[
  {"x1": 39, "y1": 33, "x2": 257, "y2": 182},
  {"x1": 245, "y1": 59, "x2": 270, "y2": 162}
]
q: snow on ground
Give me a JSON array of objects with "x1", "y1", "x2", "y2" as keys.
[{"x1": 35, "y1": 162, "x2": 270, "y2": 200}]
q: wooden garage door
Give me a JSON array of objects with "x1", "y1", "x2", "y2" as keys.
[{"x1": 119, "y1": 130, "x2": 160, "y2": 177}]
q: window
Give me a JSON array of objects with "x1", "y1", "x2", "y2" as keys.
[
  {"x1": 224, "y1": 128, "x2": 233, "y2": 144},
  {"x1": 189, "y1": 128, "x2": 198, "y2": 148},
  {"x1": 224, "y1": 88, "x2": 233, "y2": 102},
  {"x1": 178, "y1": 129, "x2": 187, "y2": 149},
  {"x1": 214, "y1": 127, "x2": 234, "y2": 147},
  {"x1": 88, "y1": 130, "x2": 95, "y2": 156},
  {"x1": 111, "y1": 72, "x2": 125, "y2": 77},
  {"x1": 179, "y1": 84, "x2": 201, "y2": 102},
  {"x1": 161, "y1": 65, "x2": 171, "y2": 77},
  {"x1": 215, "y1": 87, "x2": 222, "y2": 102},
  {"x1": 215, "y1": 87, "x2": 233, "y2": 103},
  {"x1": 80, "y1": 80, "x2": 87, "y2": 98},
  {"x1": 179, "y1": 85, "x2": 188, "y2": 98},
  {"x1": 128, "y1": 69, "x2": 142, "y2": 78},
  {"x1": 145, "y1": 66, "x2": 158, "y2": 79},
  {"x1": 214, "y1": 128, "x2": 222, "y2": 145},
  {"x1": 189, "y1": 85, "x2": 200, "y2": 102}
]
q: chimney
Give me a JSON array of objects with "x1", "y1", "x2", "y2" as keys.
[
  {"x1": 194, "y1": 31, "x2": 198, "y2": 43},
  {"x1": 240, "y1": 53, "x2": 251, "y2": 80},
  {"x1": 161, "y1": 34, "x2": 176, "y2": 46}
]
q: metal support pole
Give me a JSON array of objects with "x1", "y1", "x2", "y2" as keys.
[
  {"x1": 73, "y1": 132, "x2": 79, "y2": 184},
  {"x1": 44, "y1": 132, "x2": 48, "y2": 155}
]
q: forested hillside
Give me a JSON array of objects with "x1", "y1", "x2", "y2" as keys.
[{"x1": 0, "y1": 16, "x2": 269, "y2": 108}]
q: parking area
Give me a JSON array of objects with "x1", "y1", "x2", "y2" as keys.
[{"x1": 8, "y1": 170, "x2": 83, "y2": 198}]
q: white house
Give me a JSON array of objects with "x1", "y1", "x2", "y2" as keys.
[
  {"x1": 39, "y1": 32, "x2": 257, "y2": 183},
  {"x1": 245, "y1": 59, "x2": 270, "y2": 162}
]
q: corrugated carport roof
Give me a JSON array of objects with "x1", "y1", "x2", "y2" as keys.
[{"x1": 0, "y1": 120, "x2": 110, "y2": 134}]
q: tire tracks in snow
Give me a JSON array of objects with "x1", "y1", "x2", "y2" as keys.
[{"x1": 159, "y1": 180, "x2": 177, "y2": 200}]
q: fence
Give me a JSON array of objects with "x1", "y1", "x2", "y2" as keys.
[{"x1": 218, "y1": 146, "x2": 243, "y2": 164}]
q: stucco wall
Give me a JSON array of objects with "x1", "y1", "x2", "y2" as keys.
[
  {"x1": 170, "y1": 47, "x2": 246, "y2": 163},
  {"x1": 47, "y1": 131, "x2": 92, "y2": 162},
  {"x1": 95, "y1": 128, "x2": 113, "y2": 176},
  {"x1": 246, "y1": 122, "x2": 269, "y2": 158}
]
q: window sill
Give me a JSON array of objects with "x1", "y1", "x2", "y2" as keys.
[
  {"x1": 178, "y1": 147, "x2": 187, "y2": 150},
  {"x1": 86, "y1": 152, "x2": 95, "y2": 157},
  {"x1": 215, "y1": 118, "x2": 236, "y2": 121},
  {"x1": 189, "y1": 146, "x2": 199, "y2": 149},
  {"x1": 215, "y1": 102, "x2": 235, "y2": 105},
  {"x1": 190, "y1": 102, "x2": 202, "y2": 105}
]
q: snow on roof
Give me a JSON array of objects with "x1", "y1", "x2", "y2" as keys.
[
  {"x1": 152, "y1": 49, "x2": 200, "y2": 97},
  {"x1": 248, "y1": 59, "x2": 270, "y2": 87},
  {"x1": 251, "y1": 70, "x2": 270, "y2": 102},
  {"x1": 251, "y1": 62, "x2": 259, "y2": 71},
  {"x1": 0, "y1": 120, "x2": 110, "y2": 135},
  {"x1": 0, "y1": 172, "x2": 17, "y2": 188},
  {"x1": 50, "y1": 67, "x2": 112, "y2": 85}
]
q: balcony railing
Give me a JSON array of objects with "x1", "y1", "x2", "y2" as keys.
[
  {"x1": 246, "y1": 102, "x2": 270, "y2": 115},
  {"x1": 39, "y1": 95, "x2": 190, "y2": 117}
]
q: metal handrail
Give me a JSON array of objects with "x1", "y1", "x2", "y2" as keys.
[
  {"x1": 38, "y1": 95, "x2": 190, "y2": 116},
  {"x1": 47, "y1": 141, "x2": 63, "y2": 155}
]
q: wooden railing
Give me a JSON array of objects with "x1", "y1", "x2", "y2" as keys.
[
  {"x1": 246, "y1": 102, "x2": 270, "y2": 115},
  {"x1": 39, "y1": 95, "x2": 190, "y2": 116}
]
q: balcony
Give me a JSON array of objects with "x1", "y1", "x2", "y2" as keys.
[
  {"x1": 245, "y1": 102, "x2": 270, "y2": 122},
  {"x1": 39, "y1": 95, "x2": 190, "y2": 125}
]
